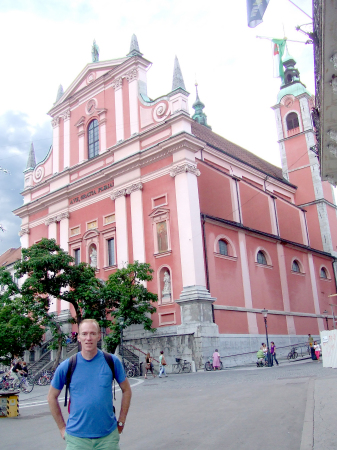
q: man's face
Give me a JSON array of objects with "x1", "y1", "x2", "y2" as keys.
[{"x1": 78, "y1": 322, "x2": 100, "y2": 352}]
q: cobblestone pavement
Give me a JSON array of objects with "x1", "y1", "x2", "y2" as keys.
[{"x1": 1, "y1": 360, "x2": 336, "y2": 449}]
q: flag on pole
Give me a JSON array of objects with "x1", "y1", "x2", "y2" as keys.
[
  {"x1": 247, "y1": 0, "x2": 271, "y2": 28},
  {"x1": 272, "y1": 39, "x2": 286, "y2": 81}
]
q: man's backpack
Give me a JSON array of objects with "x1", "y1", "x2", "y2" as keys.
[{"x1": 64, "y1": 351, "x2": 116, "y2": 408}]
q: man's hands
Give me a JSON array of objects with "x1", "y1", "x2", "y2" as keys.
[
  {"x1": 60, "y1": 426, "x2": 66, "y2": 440},
  {"x1": 117, "y1": 422, "x2": 125, "y2": 434}
]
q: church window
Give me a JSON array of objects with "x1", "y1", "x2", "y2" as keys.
[
  {"x1": 107, "y1": 238, "x2": 115, "y2": 266},
  {"x1": 74, "y1": 249, "x2": 80, "y2": 265},
  {"x1": 257, "y1": 251, "x2": 267, "y2": 265},
  {"x1": 320, "y1": 267, "x2": 328, "y2": 279},
  {"x1": 286, "y1": 113, "x2": 299, "y2": 131},
  {"x1": 88, "y1": 119, "x2": 99, "y2": 159},
  {"x1": 292, "y1": 260, "x2": 301, "y2": 273},
  {"x1": 218, "y1": 239, "x2": 228, "y2": 256}
]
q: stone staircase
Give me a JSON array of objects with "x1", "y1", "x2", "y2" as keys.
[{"x1": 27, "y1": 351, "x2": 52, "y2": 376}]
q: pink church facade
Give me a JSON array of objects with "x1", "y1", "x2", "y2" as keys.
[{"x1": 14, "y1": 38, "x2": 337, "y2": 366}]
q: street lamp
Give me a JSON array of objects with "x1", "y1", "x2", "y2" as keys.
[
  {"x1": 261, "y1": 308, "x2": 272, "y2": 367},
  {"x1": 323, "y1": 310, "x2": 329, "y2": 330},
  {"x1": 119, "y1": 316, "x2": 125, "y2": 369}
]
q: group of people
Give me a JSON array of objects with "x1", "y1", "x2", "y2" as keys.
[
  {"x1": 4, "y1": 355, "x2": 29, "y2": 385},
  {"x1": 308, "y1": 334, "x2": 321, "y2": 361},
  {"x1": 65, "y1": 332, "x2": 78, "y2": 344},
  {"x1": 256, "y1": 342, "x2": 279, "y2": 366},
  {"x1": 144, "y1": 350, "x2": 168, "y2": 378}
]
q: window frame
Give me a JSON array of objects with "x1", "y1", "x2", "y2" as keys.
[{"x1": 88, "y1": 119, "x2": 99, "y2": 159}]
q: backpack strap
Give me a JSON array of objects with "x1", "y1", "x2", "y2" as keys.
[
  {"x1": 102, "y1": 351, "x2": 116, "y2": 402},
  {"x1": 64, "y1": 354, "x2": 77, "y2": 407}
]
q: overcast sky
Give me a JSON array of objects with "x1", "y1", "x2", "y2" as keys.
[{"x1": 0, "y1": 0, "x2": 313, "y2": 255}]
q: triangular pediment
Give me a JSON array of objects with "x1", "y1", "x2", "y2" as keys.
[
  {"x1": 149, "y1": 207, "x2": 170, "y2": 218},
  {"x1": 51, "y1": 58, "x2": 128, "y2": 110}
]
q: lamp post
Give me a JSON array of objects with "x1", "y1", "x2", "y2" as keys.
[
  {"x1": 261, "y1": 308, "x2": 272, "y2": 367},
  {"x1": 323, "y1": 310, "x2": 329, "y2": 330},
  {"x1": 119, "y1": 316, "x2": 125, "y2": 369}
]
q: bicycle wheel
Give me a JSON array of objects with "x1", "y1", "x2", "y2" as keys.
[
  {"x1": 205, "y1": 361, "x2": 212, "y2": 371},
  {"x1": 126, "y1": 368, "x2": 135, "y2": 378},
  {"x1": 172, "y1": 364, "x2": 180, "y2": 374},
  {"x1": 292, "y1": 352, "x2": 298, "y2": 359},
  {"x1": 287, "y1": 352, "x2": 292, "y2": 360},
  {"x1": 183, "y1": 363, "x2": 191, "y2": 373},
  {"x1": 21, "y1": 381, "x2": 34, "y2": 393},
  {"x1": 38, "y1": 376, "x2": 48, "y2": 386}
]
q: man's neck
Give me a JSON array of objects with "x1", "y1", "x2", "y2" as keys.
[{"x1": 81, "y1": 348, "x2": 99, "y2": 361}]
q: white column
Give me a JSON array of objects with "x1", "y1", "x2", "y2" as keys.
[
  {"x1": 63, "y1": 110, "x2": 70, "y2": 168},
  {"x1": 276, "y1": 243, "x2": 296, "y2": 334},
  {"x1": 128, "y1": 183, "x2": 145, "y2": 263},
  {"x1": 171, "y1": 164, "x2": 206, "y2": 288},
  {"x1": 126, "y1": 69, "x2": 139, "y2": 135},
  {"x1": 112, "y1": 189, "x2": 128, "y2": 268},
  {"x1": 52, "y1": 117, "x2": 60, "y2": 174},
  {"x1": 59, "y1": 214, "x2": 69, "y2": 252},
  {"x1": 238, "y1": 231, "x2": 259, "y2": 334},
  {"x1": 113, "y1": 78, "x2": 124, "y2": 142},
  {"x1": 19, "y1": 228, "x2": 30, "y2": 249},
  {"x1": 48, "y1": 221, "x2": 57, "y2": 240},
  {"x1": 308, "y1": 253, "x2": 325, "y2": 331}
]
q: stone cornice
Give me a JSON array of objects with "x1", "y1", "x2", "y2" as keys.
[
  {"x1": 111, "y1": 188, "x2": 127, "y2": 200},
  {"x1": 125, "y1": 182, "x2": 143, "y2": 194}
]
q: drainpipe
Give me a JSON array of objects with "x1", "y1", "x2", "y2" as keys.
[{"x1": 201, "y1": 213, "x2": 214, "y2": 323}]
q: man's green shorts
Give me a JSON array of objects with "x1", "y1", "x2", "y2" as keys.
[{"x1": 65, "y1": 429, "x2": 120, "y2": 450}]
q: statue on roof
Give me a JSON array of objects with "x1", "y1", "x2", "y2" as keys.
[{"x1": 91, "y1": 40, "x2": 99, "y2": 63}]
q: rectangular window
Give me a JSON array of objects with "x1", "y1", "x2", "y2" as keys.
[
  {"x1": 87, "y1": 220, "x2": 98, "y2": 230},
  {"x1": 107, "y1": 238, "x2": 115, "y2": 266},
  {"x1": 74, "y1": 249, "x2": 80, "y2": 265},
  {"x1": 156, "y1": 221, "x2": 168, "y2": 253},
  {"x1": 104, "y1": 214, "x2": 115, "y2": 225}
]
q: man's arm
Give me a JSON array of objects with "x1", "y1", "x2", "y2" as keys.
[
  {"x1": 47, "y1": 385, "x2": 66, "y2": 439},
  {"x1": 117, "y1": 378, "x2": 132, "y2": 434}
]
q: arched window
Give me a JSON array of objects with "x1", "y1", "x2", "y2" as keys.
[
  {"x1": 88, "y1": 119, "x2": 99, "y2": 159},
  {"x1": 218, "y1": 239, "x2": 228, "y2": 256},
  {"x1": 257, "y1": 251, "x2": 267, "y2": 265},
  {"x1": 320, "y1": 267, "x2": 328, "y2": 279},
  {"x1": 292, "y1": 260, "x2": 301, "y2": 273},
  {"x1": 286, "y1": 112, "x2": 299, "y2": 131}
]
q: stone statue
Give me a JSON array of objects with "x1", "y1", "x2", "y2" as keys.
[
  {"x1": 90, "y1": 246, "x2": 97, "y2": 268},
  {"x1": 162, "y1": 271, "x2": 171, "y2": 301},
  {"x1": 91, "y1": 40, "x2": 99, "y2": 63}
]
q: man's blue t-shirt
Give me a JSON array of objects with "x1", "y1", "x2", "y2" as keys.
[{"x1": 51, "y1": 350, "x2": 126, "y2": 438}]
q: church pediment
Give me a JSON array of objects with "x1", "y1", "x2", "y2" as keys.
[
  {"x1": 51, "y1": 58, "x2": 128, "y2": 110},
  {"x1": 149, "y1": 207, "x2": 170, "y2": 218}
]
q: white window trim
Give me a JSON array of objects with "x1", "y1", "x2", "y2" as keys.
[
  {"x1": 157, "y1": 264, "x2": 174, "y2": 305},
  {"x1": 151, "y1": 193, "x2": 168, "y2": 210},
  {"x1": 102, "y1": 228, "x2": 116, "y2": 268},
  {"x1": 70, "y1": 225, "x2": 81, "y2": 237},
  {"x1": 103, "y1": 213, "x2": 116, "y2": 226},
  {"x1": 158, "y1": 311, "x2": 176, "y2": 326},
  {"x1": 214, "y1": 234, "x2": 237, "y2": 258},
  {"x1": 283, "y1": 110, "x2": 303, "y2": 136},
  {"x1": 319, "y1": 265, "x2": 331, "y2": 280},
  {"x1": 255, "y1": 247, "x2": 272, "y2": 266},
  {"x1": 149, "y1": 208, "x2": 171, "y2": 255},
  {"x1": 290, "y1": 257, "x2": 305, "y2": 275}
]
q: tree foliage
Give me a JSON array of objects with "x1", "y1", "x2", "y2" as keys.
[{"x1": 103, "y1": 261, "x2": 157, "y2": 352}]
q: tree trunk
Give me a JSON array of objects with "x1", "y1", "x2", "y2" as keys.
[{"x1": 52, "y1": 321, "x2": 64, "y2": 371}]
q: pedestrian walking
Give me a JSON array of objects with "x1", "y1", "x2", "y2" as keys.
[
  {"x1": 159, "y1": 351, "x2": 168, "y2": 378},
  {"x1": 144, "y1": 352, "x2": 156, "y2": 379},
  {"x1": 314, "y1": 341, "x2": 321, "y2": 362},
  {"x1": 48, "y1": 319, "x2": 132, "y2": 450},
  {"x1": 308, "y1": 334, "x2": 315, "y2": 359},
  {"x1": 212, "y1": 349, "x2": 221, "y2": 370},
  {"x1": 270, "y1": 342, "x2": 279, "y2": 366}
]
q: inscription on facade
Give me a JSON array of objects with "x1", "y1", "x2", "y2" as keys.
[{"x1": 70, "y1": 182, "x2": 113, "y2": 205}]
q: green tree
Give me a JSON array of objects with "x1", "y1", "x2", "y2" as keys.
[
  {"x1": 0, "y1": 268, "x2": 44, "y2": 364},
  {"x1": 103, "y1": 261, "x2": 157, "y2": 352}
]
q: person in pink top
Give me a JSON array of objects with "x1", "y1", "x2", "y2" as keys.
[{"x1": 212, "y1": 349, "x2": 221, "y2": 370}]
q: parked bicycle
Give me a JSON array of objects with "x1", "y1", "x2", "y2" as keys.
[
  {"x1": 124, "y1": 361, "x2": 141, "y2": 378},
  {"x1": 205, "y1": 356, "x2": 223, "y2": 371},
  {"x1": 287, "y1": 347, "x2": 299, "y2": 360},
  {"x1": 172, "y1": 358, "x2": 191, "y2": 373},
  {"x1": 37, "y1": 369, "x2": 55, "y2": 386}
]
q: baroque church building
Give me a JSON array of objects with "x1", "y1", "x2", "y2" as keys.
[{"x1": 14, "y1": 37, "x2": 337, "y2": 367}]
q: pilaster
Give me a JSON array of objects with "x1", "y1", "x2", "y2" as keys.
[
  {"x1": 63, "y1": 109, "x2": 71, "y2": 168},
  {"x1": 111, "y1": 188, "x2": 128, "y2": 267},
  {"x1": 276, "y1": 243, "x2": 296, "y2": 334},
  {"x1": 52, "y1": 117, "x2": 60, "y2": 174},
  {"x1": 126, "y1": 69, "x2": 139, "y2": 136},
  {"x1": 308, "y1": 253, "x2": 325, "y2": 331},
  {"x1": 19, "y1": 227, "x2": 30, "y2": 249},
  {"x1": 112, "y1": 77, "x2": 124, "y2": 142},
  {"x1": 128, "y1": 183, "x2": 145, "y2": 263}
]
